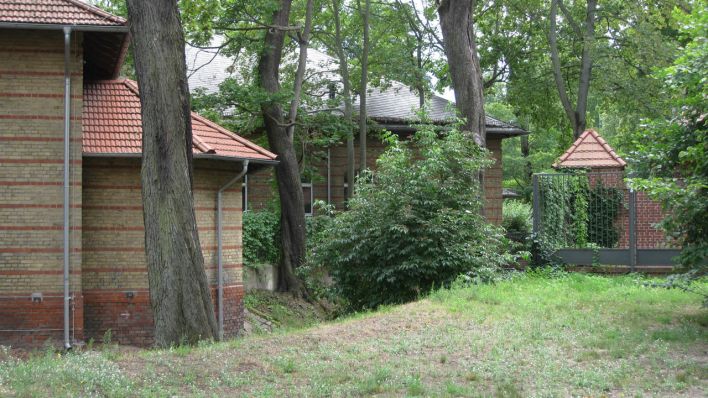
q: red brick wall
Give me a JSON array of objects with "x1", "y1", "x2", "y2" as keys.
[
  {"x1": 588, "y1": 170, "x2": 669, "y2": 249},
  {"x1": 0, "y1": 29, "x2": 84, "y2": 346},
  {"x1": 246, "y1": 135, "x2": 505, "y2": 224},
  {"x1": 81, "y1": 158, "x2": 245, "y2": 346}
]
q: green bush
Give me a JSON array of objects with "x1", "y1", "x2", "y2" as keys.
[
  {"x1": 502, "y1": 200, "x2": 531, "y2": 246},
  {"x1": 242, "y1": 210, "x2": 280, "y2": 268},
  {"x1": 312, "y1": 125, "x2": 517, "y2": 310}
]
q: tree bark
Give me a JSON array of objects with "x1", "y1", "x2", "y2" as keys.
[
  {"x1": 437, "y1": 0, "x2": 486, "y2": 147},
  {"x1": 332, "y1": 0, "x2": 355, "y2": 201},
  {"x1": 286, "y1": 0, "x2": 314, "y2": 141},
  {"x1": 358, "y1": 0, "x2": 371, "y2": 173},
  {"x1": 548, "y1": 0, "x2": 597, "y2": 139},
  {"x1": 257, "y1": 0, "x2": 307, "y2": 296},
  {"x1": 126, "y1": 0, "x2": 217, "y2": 346}
]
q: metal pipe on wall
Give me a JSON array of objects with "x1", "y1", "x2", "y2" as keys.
[
  {"x1": 216, "y1": 160, "x2": 249, "y2": 340},
  {"x1": 62, "y1": 26, "x2": 72, "y2": 350},
  {"x1": 327, "y1": 148, "x2": 331, "y2": 205}
]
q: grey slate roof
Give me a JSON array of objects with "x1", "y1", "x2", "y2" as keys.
[
  {"x1": 186, "y1": 45, "x2": 527, "y2": 137},
  {"x1": 353, "y1": 81, "x2": 525, "y2": 136}
]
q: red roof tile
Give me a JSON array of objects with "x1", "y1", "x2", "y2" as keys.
[
  {"x1": 553, "y1": 129, "x2": 626, "y2": 169},
  {"x1": 82, "y1": 79, "x2": 277, "y2": 162},
  {"x1": 0, "y1": 0, "x2": 126, "y2": 26}
]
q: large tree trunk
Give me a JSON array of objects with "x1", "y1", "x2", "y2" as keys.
[
  {"x1": 548, "y1": 0, "x2": 597, "y2": 139},
  {"x1": 332, "y1": 0, "x2": 355, "y2": 201},
  {"x1": 358, "y1": 0, "x2": 371, "y2": 173},
  {"x1": 126, "y1": 0, "x2": 217, "y2": 346},
  {"x1": 437, "y1": 0, "x2": 486, "y2": 147},
  {"x1": 257, "y1": 0, "x2": 307, "y2": 296}
]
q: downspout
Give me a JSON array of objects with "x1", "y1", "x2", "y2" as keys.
[
  {"x1": 327, "y1": 148, "x2": 331, "y2": 205},
  {"x1": 216, "y1": 159, "x2": 249, "y2": 340},
  {"x1": 62, "y1": 26, "x2": 72, "y2": 350}
]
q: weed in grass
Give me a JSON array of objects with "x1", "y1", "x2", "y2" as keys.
[
  {"x1": 357, "y1": 366, "x2": 391, "y2": 395},
  {"x1": 171, "y1": 344, "x2": 192, "y2": 357},
  {"x1": 405, "y1": 374, "x2": 425, "y2": 396},
  {"x1": 274, "y1": 357, "x2": 297, "y2": 374},
  {"x1": 494, "y1": 380, "x2": 522, "y2": 398}
]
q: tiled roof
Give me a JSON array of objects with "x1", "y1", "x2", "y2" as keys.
[
  {"x1": 185, "y1": 45, "x2": 526, "y2": 136},
  {"x1": 0, "y1": 0, "x2": 126, "y2": 26},
  {"x1": 82, "y1": 79, "x2": 277, "y2": 162},
  {"x1": 553, "y1": 129, "x2": 626, "y2": 169}
]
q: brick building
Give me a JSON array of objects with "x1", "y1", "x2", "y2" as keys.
[
  {"x1": 0, "y1": 0, "x2": 276, "y2": 347},
  {"x1": 187, "y1": 48, "x2": 528, "y2": 224},
  {"x1": 553, "y1": 129, "x2": 669, "y2": 249}
]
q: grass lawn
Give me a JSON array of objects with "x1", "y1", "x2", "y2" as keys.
[{"x1": 1, "y1": 272, "x2": 706, "y2": 397}]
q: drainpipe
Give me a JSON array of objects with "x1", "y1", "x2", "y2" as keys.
[
  {"x1": 216, "y1": 160, "x2": 249, "y2": 340},
  {"x1": 62, "y1": 26, "x2": 72, "y2": 350},
  {"x1": 327, "y1": 148, "x2": 331, "y2": 205}
]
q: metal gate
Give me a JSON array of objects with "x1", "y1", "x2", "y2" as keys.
[{"x1": 532, "y1": 171, "x2": 681, "y2": 271}]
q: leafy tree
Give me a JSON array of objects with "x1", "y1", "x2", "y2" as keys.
[
  {"x1": 314, "y1": 125, "x2": 516, "y2": 309},
  {"x1": 126, "y1": 0, "x2": 217, "y2": 346},
  {"x1": 437, "y1": 0, "x2": 486, "y2": 147},
  {"x1": 628, "y1": 3, "x2": 707, "y2": 278}
]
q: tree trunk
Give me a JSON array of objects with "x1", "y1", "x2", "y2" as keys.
[
  {"x1": 332, "y1": 0, "x2": 355, "y2": 202},
  {"x1": 548, "y1": 0, "x2": 597, "y2": 139},
  {"x1": 257, "y1": 0, "x2": 307, "y2": 296},
  {"x1": 437, "y1": 0, "x2": 486, "y2": 147},
  {"x1": 126, "y1": 0, "x2": 217, "y2": 347},
  {"x1": 358, "y1": 0, "x2": 371, "y2": 173}
]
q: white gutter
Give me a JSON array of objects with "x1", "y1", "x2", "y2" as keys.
[
  {"x1": 62, "y1": 26, "x2": 72, "y2": 350},
  {"x1": 216, "y1": 160, "x2": 249, "y2": 340}
]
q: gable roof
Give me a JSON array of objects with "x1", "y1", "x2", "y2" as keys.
[
  {"x1": 0, "y1": 0, "x2": 126, "y2": 26},
  {"x1": 82, "y1": 79, "x2": 277, "y2": 163},
  {"x1": 553, "y1": 129, "x2": 626, "y2": 169},
  {"x1": 185, "y1": 45, "x2": 527, "y2": 137},
  {"x1": 353, "y1": 81, "x2": 526, "y2": 136}
]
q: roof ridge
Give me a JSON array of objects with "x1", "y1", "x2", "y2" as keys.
[
  {"x1": 64, "y1": 0, "x2": 127, "y2": 25},
  {"x1": 553, "y1": 129, "x2": 626, "y2": 168}
]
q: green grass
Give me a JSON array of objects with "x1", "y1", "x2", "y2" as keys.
[{"x1": 1, "y1": 272, "x2": 706, "y2": 397}]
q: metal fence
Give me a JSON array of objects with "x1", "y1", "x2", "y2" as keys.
[{"x1": 532, "y1": 171, "x2": 680, "y2": 270}]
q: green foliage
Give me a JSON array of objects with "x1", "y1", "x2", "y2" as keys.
[
  {"x1": 312, "y1": 124, "x2": 517, "y2": 310},
  {"x1": 627, "y1": 4, "x2": 707, "y2": 278},
  {"x1": 538, "y1": 173, "x2": 590, "y2": 249},
  {"x1": 502, "y1": 200, "x2": 532, "y2": 246},
  {"x1": 242, "y1": 210, "x2": 280, "y2": 268}
]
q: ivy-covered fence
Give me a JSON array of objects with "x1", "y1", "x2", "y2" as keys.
[
  {"x1": 533, "y1": 171, "x2": 626, "y2": 250},
  {"x1": 531, "y1": 170, "x2": 682, "y2": 269}
]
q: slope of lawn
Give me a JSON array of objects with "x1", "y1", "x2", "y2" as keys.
[{"x1": 1, "y1": 272, "x2": 706, "y2": 397}]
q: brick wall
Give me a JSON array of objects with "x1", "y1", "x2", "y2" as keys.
[
  {"x1": 81, "y1": 158, "x2": 245, "y2": 345},
  {"x1": 0, "y1": 29, "x2": 84, "y2": 346},
  {"x1": 246, "y1": 135, "x2": 505, "y2": 224},
  {"x1": 588, "y1": 170, "x2": 669, "y2": 250}
]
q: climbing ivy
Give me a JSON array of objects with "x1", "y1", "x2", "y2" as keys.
[{"x1": 538, "y1": 172, "x2": 623, "y2": 251}]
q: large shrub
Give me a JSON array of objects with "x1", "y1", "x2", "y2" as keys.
[
  {"x1": 242, "y1": 210, "x2": 280, "y2": 268},
  {"x1": 502, "y1": 200, "x2": 531, "y2": 246},
  {"x1": 312, "y1": 126, "x2": 517, "y2": 310}
]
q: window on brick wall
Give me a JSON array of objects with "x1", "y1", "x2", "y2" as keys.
[{"x1": 303, "y1": 181, "x2": 313, "y2": 216}]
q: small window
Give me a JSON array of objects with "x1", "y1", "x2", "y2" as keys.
[
  {"x1": 302, "y1": 182, "x2": 313, "y2": 216},
  {"x1": 241, "y1": 175, "x2": 248, "y2": 212}
]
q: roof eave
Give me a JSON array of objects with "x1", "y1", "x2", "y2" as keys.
[
  {"x1": 82, "y1": 152, "x2": 279, "y2": 166},
  {"x1": 0, "y1": 22, "x2": 128, "y2": 32}
]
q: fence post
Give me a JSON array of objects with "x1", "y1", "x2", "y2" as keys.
[
  {"x1": 532, "y1": 174, "x2": 540, "y2": 235},
  {"x1": 532, "y1": 174, "x2": 541, "y2": 265},
  {"x1": 628, "y1": 189, "x2": 637, "y2": 272}
]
